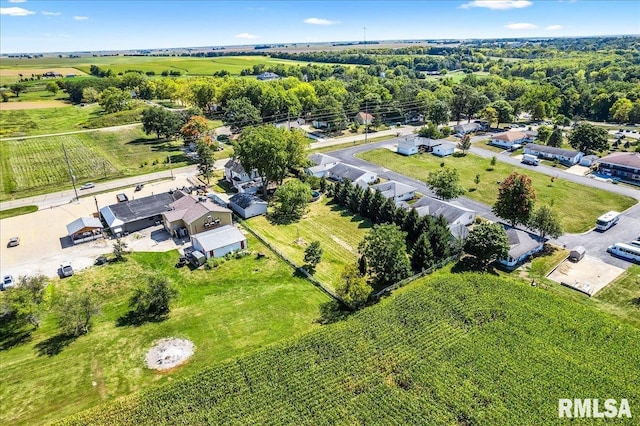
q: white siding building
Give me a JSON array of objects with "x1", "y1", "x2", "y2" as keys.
[{"x1": 191, "y1": 225, "x2": 247, "y2": 259}]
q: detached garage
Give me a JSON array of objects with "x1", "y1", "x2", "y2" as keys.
[
  {"x1": 229, "y1": 193, "x2": 268, "y2": 219},
  {"x1": 191, "y1": 225, "x2": 247, "y2": 259}
]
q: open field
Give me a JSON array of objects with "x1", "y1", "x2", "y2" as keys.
[
  {"x1": 246, "y1": 197, "x2": 372, "y2": 289},
  {"x1": 0, "y1": 245, "x2": 330, "y2": 425},
  {"x1": 0, "y1": 127, "x2": 188, "y2": 200},
  {"x1": 0, "y1": 68, "x2": 87, "y2": 85},
  {"x1": 595, "y1": 265, "x2": 640, "y2": 327},
  {"x1": 358, "y1": 149, "x2": 636, "y2": 233},
  {"x1": 0, "y1": 100, "x2": 71, "y2": 110},
  {"x1": 59, "y1": 271, "x2": 640, "y2": 425},
  {"x1": 0, "y1": 56, "x2": 330, "y2": 78}
]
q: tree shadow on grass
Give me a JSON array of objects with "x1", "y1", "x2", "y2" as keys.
[
  {"x1": 316, "y1": 300, "x2": 352, "y2": 325},
  {"x1": 0, "y1": 314, "x2": 34, "y2": 351},
  {"x1": 450, "y1": 257, "x2": 500, "y2": 275},
  {"x1": 631, "y1": 297, "x2": 640, "y2": 309},
  {"x1": 34, "y1": 333, "x2": 77, "y2": 357},
  {"x1": 116, "y1": 310, "x2": 168, "y2": 327}
]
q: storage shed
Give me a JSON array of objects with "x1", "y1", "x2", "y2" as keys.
[{"x1": 569, "y1": 246, "x2": 586, "y2": 262}]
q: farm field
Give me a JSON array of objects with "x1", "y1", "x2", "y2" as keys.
[
  {"x1": 357, "y1": 149, "x2": 636, "y2": 233},
  {"x1": 0, "y1": 55, "x2": 328, "y2": 78},
  {"x1": 246, "y1": 197, "x2": 372, "y2": 290},
  {"x1": 0, "y1": 245, "x2": 330, "y2": 425},
  {"x1": 59, "y1": 271, "x2": 640, "y2": 425},
  {"x1": 0, "y1": 127, "x2": 188, "y2": 200}
]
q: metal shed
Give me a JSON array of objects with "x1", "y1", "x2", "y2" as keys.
[{"x1": 569, "y1": 246, "x2": 586, "y2": 262}]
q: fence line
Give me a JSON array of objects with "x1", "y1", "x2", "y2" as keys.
[{"x1": 237, "y1": 218, "x2": 345, "y2": 305}]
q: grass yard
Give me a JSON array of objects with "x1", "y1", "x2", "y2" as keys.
[
  {"x1": 527, "y1": 244, "x2": 569, "y2": 278},
  {"x1": 246, "y1": 197, "x2": 372, "y2": 290},
  {"x1": 0, "y1": 205, "x2": 38, "y2": 219},
  {"x1": 0, "y1": 127, "x2": 189, "y2": 200},
  {"x1": 357, "y1": 149, "x2": 636, "y2": 233},
  {"x1": 60, "y1": 271, "x2": 640, "y2": 425},
  {"x1": 0, "y1": 241, "x2": 330, "y2": 426},
  {"x1": 595, "y1": 265, "x2": 640, "y2": 327}
]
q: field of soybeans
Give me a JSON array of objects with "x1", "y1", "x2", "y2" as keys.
[{"x1": 60, "y1": 272, "x2": 640, "y2": 426}]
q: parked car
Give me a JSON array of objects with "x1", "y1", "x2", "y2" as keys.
[
  {"x1": 60, "y1": 263, "x2": 74, "y2": 278},
  {"x1": 2, "y1": 275, "x2": 15, "y2": 290},
  {"x1": 7, "y1": 236, "x2": 20, "y2": 247},
  {"x1": 80, "y1": 182, "x2": 95, "y2": 190},
  {"x1": 116, "y1": 193, "x2": 129, "y2": 203},
  {"x1": 135, "y1": 184, "x2": 144, "y2": 191}
]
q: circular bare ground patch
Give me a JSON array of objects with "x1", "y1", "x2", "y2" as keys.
[{"x1": 145, "y1": 338, "x2": 194, "y2": 371}]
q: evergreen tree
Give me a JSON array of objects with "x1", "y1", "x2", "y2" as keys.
[
  {"x1": 380, "y1": 198, "x2": 397, "y2": 224},
  {"x1": 403, "y1": 208, "x2": 422, "y2": 245},
  {"x1": 411, "y1": 233, "x2": 435, "y2": 272},
  {"x1": 348, "y1": 184, "x2": 364, "y2": 214},
  {"x1": 429, "y1": 215, "x2": 453, "y2": 260},
  {"x1": 360, "y1": 187, "x2": 373, "y2": 219},
  {"x1": 394, "y1": 207, "x2": 408, "y2": 229},
  {"x1": 337, "y1": 179, "x2": 352, "y2": 207},
  {"x1": 369, "y1": 189, "x2": 386, "y2": 224}
]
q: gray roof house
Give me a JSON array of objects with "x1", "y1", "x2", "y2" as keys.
[
  {"x1": 410, "y1": 197, "x2": 477, "y2": 227},
  {"x1": 371, "y1": 181, "x2": 417, "y2": 203},
  {"x1": 596, "y1": 152, "x2": 640, "y2": 185},
  {"x1": 498, "y1": 226, "x2": 544, "y2": 270},
  {"x1": 306, "y1": 153, "x2": 341, "y2": 177},
  {"x1": 453, "y1": 122, "x2": 483, "y2": 135},
  {"x1": 397, "y1": 135, "x2": 445, "y2": 156},
  {"x1": 190, "y1": 225, "x2": 247, "y2": 259},
  {"x1": 327, "y1": 163, "x2": 377, "y2": 186},
  {"x1": 432, "y1": 141, "x2": 456, "y2": 157},
  {"x1": 257, "y1": 72, "x2": 280, "y2": 81},
  {"x1": 523, "y1": 144, "x2": 583, "y2": 165},
  {"x1": 229, "y1": 193, "x2": 268, "y2": 219},
  {"x1": 224, "y1": 159, "x2": 261, "y2": 193}
]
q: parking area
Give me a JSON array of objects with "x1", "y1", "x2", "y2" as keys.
[
  {"x1": 0, "y1": 172, "x2": 197, "y2": 280},
  {"x1": 547, "y1": 255, "x2": 626, "y2": 296}
]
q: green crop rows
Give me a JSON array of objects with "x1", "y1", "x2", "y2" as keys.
[{"x1": 59, "y1": 272, "x2": 640, "y2": 425}]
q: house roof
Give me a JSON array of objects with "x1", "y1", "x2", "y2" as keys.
[
  {"x1": 164, "y1": 195, "x2": 231, "y2": 225},
  {"x1": 411, "y1": 197, "x2": 475, "y2": 225},
  {"x1": 224, "y1": 159, "x2": 247, "y2": 174},
  {"x1": 66, "y1": 217, "x2": 103, "y2": 236},
  {"x1": 355, "y1": 112, "x2": 374, "y2": 122},
  {"x1": 397, "y1": 135, "x2": 442, "y2": 148},
  {"x1": 454, "y1": 123, "x2": 482, "y2": 132},
  {"x1": 309, "y1": 153, "x2": 340, "y2": 166},
  {"x1": 371, "y1": 181, "x2": 416, "y2": 199},
  {"x1": 525, "y1": 143, "x2": 581, "y2": 158},
  {"x1": 434, "y1": 141, "x2": 456, "y2": 150},
  {"x1": 504, "y1": 227, "x2": 542, "y2": 260},
  {"x1": 192, "y1": 225, "x2": 246, "y2": 252},
  {"x1": 597, "y1": 152, "x2": 640, "y2": 169},
  {"x1": 328, "y1": 163, "x2": 372, "y2": 182},
  {"x1": 229, "y1": 193, "x2": 267, "y2": 209},
  {"x1": 582, "y1": 154, "x2": 599, "y2": 161},
  {"x1": 493, "y1": 131, "x2": 527, "y2": 142},
  {"x1": 100, "y1": 191, "x2": 184, "y2": 227},
  {"x1": 257, "y1": 72, "x2": 279, "y2": 80},
  {"x1": 275, "y1": 120, "x2": 302, "y2": 130}
]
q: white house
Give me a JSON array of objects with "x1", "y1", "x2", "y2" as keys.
[
  {"x1": 498, "y1": 226, "x2": 544, "y2": 270},
  {"x1": 224, "y1": 159, "x2": 261, "y2": 193},
  {"x1": 327, "y1": 163, "x2": 378, "y2": 186},
  {"x1": 490, "y1": 131, "x2": 529, "y2": 149},
  {"x1": 580, "y1": 155, "x2": 599, "y2": 167},
  {"x1": 453, "y1": 122, "x2": 483, "y2": 135},
  {"x1": 190, "y1": 225, "x2": 247, "y2": 259},
  {"x1": 306, "y1": 153, "x2": 341, "y2": 177},
  {"x1": 257, "y1": 72, "x2": 280, "y2": 81},
  {"x1": 432, "y1": 142, "x2": 456, "y2": 157},
  {"x1": 396, "y1": 135, "x2": 443, "y2": 156},
  {"x1": 523, "y1": 144, "x2": 583, "y2": 165},
  {"x1": 410, "y1": 197, "x2": 476, "y2": 227},
  {"x1": 229, "y1": 193, "x2": 268, "y2": 219},
  {"x1": 370, "y1": 181, "x2": 416, "y2": 203}
]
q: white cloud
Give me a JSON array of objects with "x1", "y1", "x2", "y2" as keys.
[
  {"x1": 234, "y1": 33, "x2": 259, "y2": 39},
  {"x1": 459, "y1": 1, "x2": 532, "y2": 10},
  {"x1": 41, "y1": 11, "x2": 61, "y2": 16},
  {"x1": 303, "y1": 17, "x2": 340, "y2": 25},
  {"x1": 8, "y1": 0, "x2": 27, "y2": 3},
  {"x1": 505, "y1": 22, "x2": 538, "y2": 29},
  {"x1": 1, "y1": 7, "x2": 35, "y2": 16},
  {"x1": 545, "y1": 24, "x2": 563, "y2": 30},
  {"x1": 73, "y1": 16, "x2": 88, "y2": 21}
]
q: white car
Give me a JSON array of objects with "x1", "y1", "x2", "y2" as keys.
[
  {"x1": 2, "y1": 275, "x2": 15, "y2": 290},
  {"x1": 60, "y1": 263, "x2": 74, "y2": 278},
  {"x1": 80, "y1": 182, "x2": 95, "y2": 190}
]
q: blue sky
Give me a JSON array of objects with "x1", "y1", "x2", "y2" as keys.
[{"x1": 1, "y1": 1, "x2": 638, "y2": 53}]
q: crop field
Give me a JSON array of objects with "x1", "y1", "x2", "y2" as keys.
[
  {"x1": 59, "y1": 272, "x2": 640, "y2": 425},
  {"x1": 246, "y1": 197, "x2": 372, "y2": 289},
  {"x1": 0, "y1": 246, "x2": 330, "y2": 425},
  {"x1": 0, "y1": 55, "x2": 325, "y2": 78},
  {"x1": 0, "y1": 127, "x2": 187, "y2": 199},
  {"x1": 358, "y1": 149, "x2": 637, "y2": 233}
]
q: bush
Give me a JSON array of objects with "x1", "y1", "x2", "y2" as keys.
[{"x1": 205, "y1": 257, "x2": 226, "y2": 269}]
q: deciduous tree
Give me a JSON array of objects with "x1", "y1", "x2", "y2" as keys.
[
  {"x1": 98, "y1": 87, "x2": 132, "y2": 114},
  {"x1": 457, "y1": 134, "x2": 471, "y2": 154},
  {"x1": 426, "y1": 167, "x2": 465, "y2": 200},
  {"x1": 224, "y1": 97, "x2": 262, "y2": 132},
  {"x1": 529, "y1": 205, "x2": 563, "y2": 240},
  {"x1": 336, "y1": 264, "x2": 370, "y2": 310},
  {"x1": 53, "y1": 291, "x2": 101, "y2": 337},
  {"x1": 568, "y1": 123, "x2": 609, "y2": 154},
  {"x1": 271, "y1": 179, "x2": 311, "y2": 222},
  {"x1": 303, "y1": 241, "x2": 323, "y2": 275},
  {"x1": 358, "y1": 224, "x2": 411, "y2": 289},
  {"x1": 195, "y1": 137, "x2": 216, "y2": 183},
  {"x1": 492, "y1": 172, "x2": 536, "y2": 227},
  {"x1": 464, "y1": 222, "x2": 510, "y2": 268},
  {"x1": 128, "y1": 276, "x2": 177, "y2": 320}
]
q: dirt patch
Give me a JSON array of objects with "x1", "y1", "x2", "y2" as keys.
[
  {"x1": 547, "y1": 255, "x2": 625, "y2": 296},
  {"x1": 0, "y1": 100, "x2": 71, "y2": 110},
  {"x1": 0, "y1": 68, "x2": 85, "y2": 77},
  {"x1": 145, "y1": 338, "x2": 194, "y2": 371},
  {"x1": 330, "y1": 235, "x2": 355, "y2": 253}
]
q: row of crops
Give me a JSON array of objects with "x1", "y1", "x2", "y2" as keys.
[{"x1": 59, "y1": 272, "x2": 640, "y2": 425}]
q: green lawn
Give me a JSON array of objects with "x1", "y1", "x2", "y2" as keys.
[
  {"x1": 0, "y1": 205, "x2": 38, "y2": 219},
  {"x1": 59, "y1": 271, "x2": 640, "y2": 425},
  {"x1": 528, "y1": 244, "x2": 569, "y2": 278},
  {"x1": 246, "y1": 197, "x2": 372, "y2": 290},
  {"x1": 357, "y1": 149, "x2": 636, "y2": 233},
  {"x1": 0, "y1": 242, "x2": 330, "y2": 426},
  {"x1": 0, "y1": 127, "x2": 189, "y2": 200},
  {"x1": 595, "y1": 265, "x2": 640, "y2": 327}
]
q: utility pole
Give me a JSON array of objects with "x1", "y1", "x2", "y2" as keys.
[
  {"x1": 365, "y1": 99, "x2": 368, "y2": 144},
  {"x1": 94, "y1": 196, "x2": 99, "y2": 216},
  {"x1": 168, "y1": 154, "x2": 174, "y2": 179},
  {"x1": 62, "y1": 143, "x2": 79, "y2": 201}
]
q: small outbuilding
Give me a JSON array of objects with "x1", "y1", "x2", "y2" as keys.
[
  {"x1": 229, "y1": 193, "x2": 268, "y2": 219},
  {"x1": 190, "y1": 225, "x2": 247, "y2": 259},
  {"x1": 66, "y1": 217, "x2": 103, "y2": 244},
  {"x1": 569, "y1": 246, "x2": 586, "y2": 262},
  {"x1": 432, "y1": 142, "x2": 456, "y2": 157}
]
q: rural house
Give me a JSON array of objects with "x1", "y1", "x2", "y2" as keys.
[
  {"x1": 327, "y1": 163, "x2": 378, "y2": 186},
  {"x1": 432, "y1": 141, "x2": 456, "y2": 157},
  {"x1": 66, "y1": 217, "x2": 103, "y2": 244},
  {"x1": 490, "y1": 131, "x2": 530, "y2": 150},
  {"x1": 396, "y1": 135, "x2": 446, "y2": 156},
  {"x1": 370, "y1": 181, "x2": 416, "y2": 203},
  {"x1": 407, "y1": 197, "x2": 477, "y2": 227},
  {"x1": 498, "y1": 226, "x2": 544, "y2": 270},
  {"x1": 306, "y1": 153, "x2": 341, "y2": 177},
  {"x1": 453, "y1": 122, "x2": 483, "y2": 135},
  {"x1": 229, "y1": 193, "x2": 268, "y2": 219},
  {"x1": 354, "y1": 112, "x2": 374, "y2": 125},
  {"x1": 162, "y1": 193, "x2": 233, "y2": 238},
  {"x1": 524, "y1": 144, "x2": 583, "y2": 165},
  {"x1": 256, "y1": 72, "x2": 280, "y2": 81},
  {"x1": 224, "y1": 159, "x2": 261, "y2": 193},
  {"x1": 190, "y1": 225, "x2": 247, "y2": 259},
  {"x1": 596, "y1": 152, "x2": 640, "y2": 185}
]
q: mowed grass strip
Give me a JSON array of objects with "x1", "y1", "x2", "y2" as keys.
[
  {"x1": 58, "y1": 272, "x2": 640, "y2": 426},
  {"x1": 247, "y1": 197, "x2": 372, "y2": 289},
  {"x1": 0, "y1": 105, "x2": 99, "y2": 137},
  {"x1": 595, "y1": 265, "x2": 640, "y2": 327},
  {"x1": 357, "y1": 149, "x2": 636, "y2": 233},
  {"x1": 0, "y1": 242, "x2": 330, "y2": 426}
]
